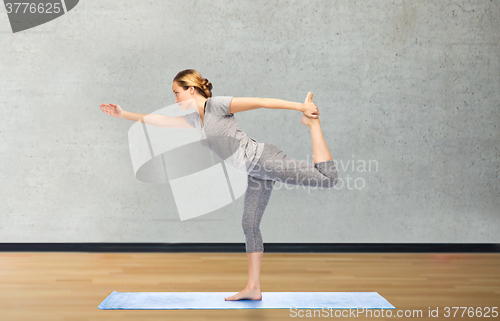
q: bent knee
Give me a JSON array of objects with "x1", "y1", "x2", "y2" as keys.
[{"x1": 323, "y1": 175, "x2": 339, "y2": 189}]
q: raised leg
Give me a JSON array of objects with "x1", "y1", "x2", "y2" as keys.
[{"x1": 301, "y1": 93, "x2": 333, "y2": 164}]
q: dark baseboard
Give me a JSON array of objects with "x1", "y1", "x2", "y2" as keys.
[{"x1": 0, "y1": 243, "x2": 499, "y2": 253}]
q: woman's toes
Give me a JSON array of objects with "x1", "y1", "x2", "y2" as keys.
[{"x1": 304, "y1": 92, "x2": 314, "y2": 103}]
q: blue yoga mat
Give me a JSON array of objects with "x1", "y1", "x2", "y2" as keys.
[{"x1": 98, "y1": 291, "x2": 395, "y2": 310}]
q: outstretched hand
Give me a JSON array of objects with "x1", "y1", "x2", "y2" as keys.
[
  {"x1": 301, "y1": 92, "x2": 319, "y2": 118},
  {"x1": 100, "y1": 103, "x2": 124, "y2": 118}
]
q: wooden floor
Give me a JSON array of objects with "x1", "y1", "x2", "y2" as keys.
[{"x1": 0, "y1": 252, "x2": 499, "y2": 320}]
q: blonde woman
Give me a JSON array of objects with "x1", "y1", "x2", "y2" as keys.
[{"x1": 100, "y1": 69, "x2": 338, "y2": 301}]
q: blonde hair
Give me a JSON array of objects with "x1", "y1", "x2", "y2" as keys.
[{"x1": 173, "y1": 69, "x2": 213, "y2": 98}]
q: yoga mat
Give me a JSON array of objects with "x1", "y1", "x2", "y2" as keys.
[{"x1": 98, "y1": 291, "x2": 395, "y2": 310}]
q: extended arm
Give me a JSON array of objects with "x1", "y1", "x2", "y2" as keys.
[
  {"x1": 229, "y1": 97, "x2": 305, "y2": 114},
  {"x1": 229, "y1": 96, "x2": 319, "y2": 118},
  {"x1": 121, "y1": 111, "x2": 193, "y2": 128},
  {"x1": 100, "y1": 103, "x2": 193, "y2": 128},
  {"x1": 102, "y1": 103, "x2": 193, "y2": 128}
]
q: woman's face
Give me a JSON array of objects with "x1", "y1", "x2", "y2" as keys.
[{"x1": 172, "y1": 81, "x2": 192, "y2": 104}]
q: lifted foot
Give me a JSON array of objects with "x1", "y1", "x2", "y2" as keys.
[{"x1": 301, "y1": 92, "x2": 320, "y2": 127}]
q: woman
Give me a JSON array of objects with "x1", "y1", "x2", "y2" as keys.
[{"x1": 100, "y1": 69, "x2": 338, "y2": 301}]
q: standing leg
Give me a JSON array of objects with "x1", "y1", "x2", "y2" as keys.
[{"x1": 225, "y1": 175, "x2": 275, "y2": 301}]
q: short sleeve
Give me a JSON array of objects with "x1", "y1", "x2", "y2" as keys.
[
  {"x1": 183, "y1": 112, "x2": 200, "y2": 128},
  {"x1": 208, "y1": 96, "x2": 234, "y2": 116}
]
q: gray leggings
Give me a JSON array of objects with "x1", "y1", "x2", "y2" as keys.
[{"x1": 242, "y1": 143, "x2": 338, "y2": 253}]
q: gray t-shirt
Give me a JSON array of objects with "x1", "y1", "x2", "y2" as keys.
[{"x1": 183, "y1": 96, "x2": 265, "y2": 174}]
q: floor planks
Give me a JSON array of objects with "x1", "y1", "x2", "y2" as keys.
[{"x1": 0, "y1": 252, "x2": 499, "y2": 320}]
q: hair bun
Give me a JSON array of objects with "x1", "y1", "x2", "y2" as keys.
[{"x1": 203, "y1": 78, "x2": 213, "y2": 91}]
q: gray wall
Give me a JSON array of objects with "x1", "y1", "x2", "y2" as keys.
[{"x1": 1, "y1": 0, "x2": 498, "y2": 242}]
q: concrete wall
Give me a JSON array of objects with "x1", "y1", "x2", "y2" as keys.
[{"x1": 1, "y1": 0, "x2": 498, "y2": 242}]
